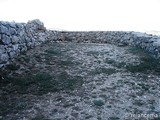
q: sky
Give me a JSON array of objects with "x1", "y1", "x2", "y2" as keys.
[{"x1": 0, "y1": 0, "x2": 160, "y2": 31}]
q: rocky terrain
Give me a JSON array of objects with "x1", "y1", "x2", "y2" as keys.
[
  {"x1": 1, "y1": 42, "x2": 160, "y2": 120},
  {"x1": 1, "y1": 19, "x2": 160, "y2": 70},
  {"x1": 1, "y1": 19, "x2": 160, "y2": 120}
]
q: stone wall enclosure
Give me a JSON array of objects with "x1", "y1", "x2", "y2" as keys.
[{"x1": 0, "y1": 19, "x2": 160, "y2": 69}]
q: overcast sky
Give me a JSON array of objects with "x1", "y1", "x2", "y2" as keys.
[{"x1": 0, "y1": 0, "x2": 160, "y2": 31}]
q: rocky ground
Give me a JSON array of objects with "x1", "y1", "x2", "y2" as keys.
[{"x1": 0, "y1": 42, "x2": 160, "y2": 120}]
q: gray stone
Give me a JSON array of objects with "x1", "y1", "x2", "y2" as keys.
[
  {"x1": 2, "y1": 34, "x2": 11, "y2": 45},
  {"x1": 12, "y1": 35, "x2": 19, "y2": 44},
  {"x1": 20, "y1": 44, "x2": 27, "y2": 52},
  {"x1": 6, "y1": 47, "x2": 12, "y2": 53},
  {"x1": 30, "y1": 42, "x2": 35, "y2": 48},
  {"x1": 9, "y1": 27, "x2": 17, "y2": 35},
  {"x1": 19, "y1": 36, "x2": 26, "y2": 43},
  {"x1": 19, "y1": 30, "x2": 25, "y2": 36},
  {"x1": 16, "y1": 23, "x2": 24, "y2": 29},
  {"x1": 0, "y1": 45, "x2": 5, "y2": 54},
  {"x1": 9, "y1": 51, "x2": 16, "y2": 59},
  {"x1": 34, "y1": 42, "x2": 41, "y2": 46},
  {"x1": 3, "y1": 22, "x2": 11, "y2": 29},
  {"x1": 32, "y1": 38, "x2": 36, "y2": 42},
  {"x1": 27, "y1": 19, "x2": 46, "y2": 31},
  {"x1": 38, "y1": 36, "x2": 46, "y2": 42},
  {"x1": 9, "y1": 22, "x2": 16, "y2": 28},
  {"x1": 12, "y1": 44, "x2": 19, "y2": 51},
  {"x1": 0, "y1": 25, "x2": 9, "y2": 35},
  {"x1": 153, "y1": 39, "x2": 160, "y2": 46},
  {"x1": 15, "y1": 49, "x2": 20, "y2": 55},
  {"x1": 0, "y1": 53, "x2": 9, "y2": 63},
  {"x1": 25, "y1": 37, "x2": 32, "y2": 42},
  {"x1": 26, "y1": 42, "x2": 32, "y2": 48}
]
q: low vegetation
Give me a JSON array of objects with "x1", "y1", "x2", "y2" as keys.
[
  {"x1": 105, "y1": 46, "x2": 160, "y2": 74},
  {"x1": 0, "y1": 72, "x2": 83, "y2": 117},
  {"x1": 2, "y1": 72, "x2": 83, "y2": 95},
  {"x1": 93, "y1": 99, "x2": 105, "y2": 107},
  {"x1": 1, "y1": 43, "x2": 160, "y2": 119},
  {"x1": 90, "y1": 67, "x2": 117, "y2": 75},
  {"x1": 127, "y1": 47, "x2": 160, "y2": 74}
]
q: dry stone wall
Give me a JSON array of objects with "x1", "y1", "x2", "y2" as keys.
[
  {"x1": 1, "y1": 19, "x2": 160, "y2": 69},
  {"x1": 0, "y1": 19, "x2": 51, "y2": 69},
  {"x1": 62, "y1": 31, "x2": 160, "y2": 58}
]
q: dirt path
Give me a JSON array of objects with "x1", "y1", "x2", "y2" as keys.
[{"x1": 1, "y1": 42, "x2": 160, "y2": 120}]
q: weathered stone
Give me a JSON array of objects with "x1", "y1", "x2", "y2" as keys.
[
  {"x1": 16, "y1": 23, "x2": 24, "y2": 29},
  {"x1": 38, "y1": 36, "x2": 46, "y2": 42},
  {"x1": 12, "y1": 44, "x2": 19, "y2": 51},
  {"x1": 19, "y1": 36, "x2": 26, "y2": 43},
  {"x1": 2, "y1": 34, "x2": 11, "y2": 45},
  {"x1": 20, "y1": 44, "x2": 27, "y2": 52},
  {"x1": 2, "y1": 22, "x2": 11, "y2": 28},
  {"x1": 27, "y1": 19, "x2": 46, "y2": 31},
  {"x1": 9, "y1": 51, "x2": 16, "y2": 59},
  {"x1": 34, "y1": 42, "x2": 41, "y2": 46},
  {"x1": 6, "y1": 47, "x2": 12, "y2": 53},
  {"x1": 0, "y1": 45, "x2": 5, "y2": 54},
  {"x1": 9, "y1": 22, "x2": 16, "y2": 28},
  {"x1": 19, "y1": 30, "x2": 25, "y2": 37},
  {"x1": 26, "y1": 42, "x2": 32, "y2": 48},
  {"x1": 15, "y1": 49, "x2": 20, "y2": 55},
  {"x1": 9, "y1": 27, "x2": 17, "y2": 35},
  {"x1": 25, "y1": 37, "x2": 32, "y2": 42},
  {"x1": 153, "y1": 39, "x2": 160, "y2": 46},
  {"x1": 0, "y1": 25, "x2": 9, "y2": 35},
  {"x1": 0, "y1": 53, "x2": 9, "y2": 63},
  {"x1": 12, "y1": 35, "x2": 19, "y2": 44}
]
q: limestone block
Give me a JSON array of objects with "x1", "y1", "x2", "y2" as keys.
[
  {"x1": 6, "y1": 47, "x2": 12, "y2": 53},
  {"x1": 153, "y1": 39, "x2": 160, "y2": 46},
  {"x1": 12, "y1": 44, "x2": 19, "y2": 51},
  {"x1": 0, "y1": 45, "x2": 5, "y2": 54},
  {"x1": 20, "y1": 44, "x2": 27, "y2": 52},
  {"x1": 27, "y1": 19, "x2": 46, "y2": 31},
  {"x1": 26, "y1": 42, "x2": 32, "y2": 48},
  {"x1": 0, "y1": 53, "x2": 9, "y2": 63},
  {"x1": 9, "y1": 51, "x2": 16, "y2": 59},
  {"x1": 9, "y1": 27, "x2": 17, "y2": 35},
  {"x1": 0, "y1": 25, "x2": 9, "y2": 35},
  {"x1": 2, "y1": 34, "x2": 11, "y2": 45},
  {"x1": 9, "y1": 22, "x2": 16, "y2": 28},
  {"x1": 12, "y1": 35, "x2": 19, "y2": 44}
]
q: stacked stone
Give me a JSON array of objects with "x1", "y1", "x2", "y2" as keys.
[
  {"x1": 0, "y1": 19, "x2": 48, "y2": 69},
  {"x1": 0, "y1": 21, "x2": 19, "y2": 68},
  {"x1": 62, "y1": 31, "x2": 132, "y2": 44},
  {"x1": 130, "y1": 32, "x2": 160, "y2": 58},
  {"x1": 62, "y1": 31, "x2": 160, "y2": 58}
]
